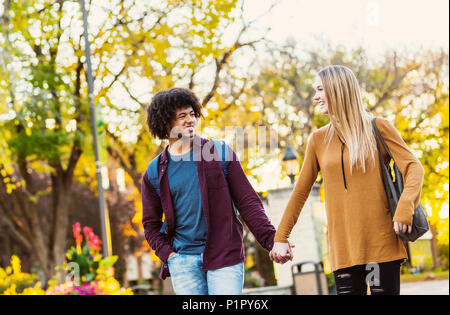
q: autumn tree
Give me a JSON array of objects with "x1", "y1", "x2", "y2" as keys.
[{"x1": 0, "y1": 0, "x2": 86, "y2": 279}]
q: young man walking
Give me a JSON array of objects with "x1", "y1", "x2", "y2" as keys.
[{"x1": 141, "y1": 88, "x2": 278, "y2": 295}]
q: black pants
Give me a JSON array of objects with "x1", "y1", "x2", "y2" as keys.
[{"x1": 333, "y1": 260, "x2": 403, "y2": 295}]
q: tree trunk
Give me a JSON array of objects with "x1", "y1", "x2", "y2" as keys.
[
  {"x1": 430, "y1": 224, "x2": 442, "y2": 269},
  {"x1": 51, "y1": 185, "x2": 72, "y2": 282},
  {"x1": 19, "y1": 193, "x2": 51, "y2": 280},
  {"x1": 30, "y1": 233, "x2": 51, "y2": 281},
  {"x1": 1, "y1": 230, "x2": 11, "y2": 266},
  {"x1": 137, "y1": 255, "x2": 143, "y2": 282}
]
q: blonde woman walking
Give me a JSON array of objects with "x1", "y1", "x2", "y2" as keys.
[{"x1": 269, "y1": 65, "x2": 424, "y2": 295}]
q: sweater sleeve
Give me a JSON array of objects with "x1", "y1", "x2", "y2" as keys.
[
  {"x1": 274, "y1": 133, "x2": 320, "y2": 243},
  {"x1": 376, "y1": 117, "x2": 424, "y2": 226}
]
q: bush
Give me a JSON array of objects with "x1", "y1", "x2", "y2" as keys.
[
  {"x1": 439, "y1": 243, "x2": 449, "y2": 270},
  {"x1": 0, "y1": 255, "x2": 45, "y2": 295},
  {"x1": 0, "y1": 223, "x2": 133, "y2": 295}
]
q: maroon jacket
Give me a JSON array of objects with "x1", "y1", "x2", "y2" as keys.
[{"x1": 141, "y1": 136, "x2": 275, "y2": 279}]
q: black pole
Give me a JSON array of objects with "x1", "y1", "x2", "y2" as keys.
[{"x1": 80, "y1": 0, "x2": 112, "y2": 257}]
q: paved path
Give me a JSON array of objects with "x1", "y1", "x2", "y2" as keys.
[
  {"x1": 243, "y1": 280, "x2": 449, "y2": 295},
  {"x1": 401, "y1": 280, "x2": 449, "y2": 295}
]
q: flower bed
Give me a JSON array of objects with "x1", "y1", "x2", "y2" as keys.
[{"x1": 0, "y1": 223, "x2": 132, "y2": 295}]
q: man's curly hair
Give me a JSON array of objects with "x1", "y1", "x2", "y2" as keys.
[{"x1": 146, "y1": 88, "x2": 203, "y2": 139}]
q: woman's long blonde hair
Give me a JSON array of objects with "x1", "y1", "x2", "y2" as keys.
[{"x1": 319, "y1": 65, "x2": 376, "y2": 173}]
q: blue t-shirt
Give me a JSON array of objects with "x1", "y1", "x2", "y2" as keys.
[{"x1": 167, "y1": 149, "x2": 206, "y2": 254}]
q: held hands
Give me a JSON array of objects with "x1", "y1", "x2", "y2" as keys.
[
  {"x1": 269, "y1": 242, "x2": 295, "y2": 264},
  {"x1": 394, "y1": 222, "x2": 412, "y2": 235}
]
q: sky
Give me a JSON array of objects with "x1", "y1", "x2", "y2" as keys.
[{"x1": 241, "y1": 0, "x2": 449, "y2": 54}]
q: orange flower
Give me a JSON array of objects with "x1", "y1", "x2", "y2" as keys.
[{"x1": 72, "y1": 223, "x2": 82, "y2": 246}]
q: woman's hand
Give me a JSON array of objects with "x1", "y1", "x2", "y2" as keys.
[
  {"x1": 394, "y1": 222, "x2": 412, "y2": 235},
  {"x1": 269, "y1": 242, "x2": 295, "y2": 264}
]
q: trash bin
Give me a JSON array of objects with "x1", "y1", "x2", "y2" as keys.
[{"x1": 291, "y1": 261, "x2": 329, "y2": 295}]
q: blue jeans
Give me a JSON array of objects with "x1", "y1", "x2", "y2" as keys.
[{"x1": 167, "y1": 253, "x2": 244, "y2": 295}]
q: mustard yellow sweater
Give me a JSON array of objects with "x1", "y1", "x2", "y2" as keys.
[{"x1": 274, "y1": 117, "x2": 424, "y2": 271}]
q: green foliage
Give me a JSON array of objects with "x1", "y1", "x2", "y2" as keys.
[
  {"x1": 64, "y1": 248, "x2": 118, "y2": 283},
  {"x1": 65, "y1": 245, "x2": 100, "y2": 283},
  {"x1": 8, "y1": 128, "x2": 71, "y2": 162},
  {"x1": 439, "y1": 243, "x2": 449, "y2": 270},
  {"x1": 67, "y1": 223, "x2": 119, "y2": 283}
]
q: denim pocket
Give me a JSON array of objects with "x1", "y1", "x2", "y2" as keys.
[
  {"x1": 166, "y1": 254, "x2": 207, "y2": 295},
  {"x1": 167, "y1": 253, "x2": 179, "y2": 263}
]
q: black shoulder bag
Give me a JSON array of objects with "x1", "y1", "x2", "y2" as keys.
[{"x1": 372, "y1": 118, "x2": 429, "y2": 242}]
